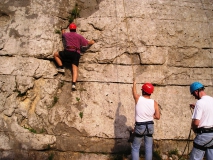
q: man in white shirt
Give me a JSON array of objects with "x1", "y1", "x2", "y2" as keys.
[{"x1": 189, "y1": 82, "x2": 213, "y2": 160}]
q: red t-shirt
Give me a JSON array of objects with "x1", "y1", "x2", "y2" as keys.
[{"x1": 62, "y1": 32, "x2": 88, "y2": 54}]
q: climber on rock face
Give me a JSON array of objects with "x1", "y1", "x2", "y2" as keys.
[{"x1": 54, "y1": 23, "x2": 95, "y2": 91}]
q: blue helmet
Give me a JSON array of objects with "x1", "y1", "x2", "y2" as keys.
[{"x1": 190, "y1": 82, "x2": 204, "y2": 94}]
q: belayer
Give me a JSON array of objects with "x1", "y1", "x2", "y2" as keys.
[
  {"x1": 189, "y1": 82, "x2": 213, "y2": 160},
  {"x1": 131, "y1": 80, "x2": 160, "y2": 160},
  {"x1": 54, "y1": 23, "x2": 95, "y2": 91}
]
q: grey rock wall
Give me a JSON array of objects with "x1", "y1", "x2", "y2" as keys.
[{"x1": 0, "y1": 0, "x2": 213, "y2": 159}]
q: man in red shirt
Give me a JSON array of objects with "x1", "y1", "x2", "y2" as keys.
[{"x1": 54, "y1": 23, "x2": 95, "y2": 91}]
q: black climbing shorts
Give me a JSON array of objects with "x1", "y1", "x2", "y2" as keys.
[{"x1": 59, "y1": 50, "x2": 80, "y2": 67}]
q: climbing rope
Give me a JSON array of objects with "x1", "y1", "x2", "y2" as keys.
[
  {"x1": 122, "y1": 0, "x2": 136, "y2": 80},
  {"x1": 179, "y1": 2, "x2": 213, "y2": 159},
  {"x1": 114, "y1": 0, "x2": 122, "y2": 108},
  {"x1": 178, "y1": 108, "x2": 193, "y2": 160},
  {"x1": 178, "y1": 129, "x2": 192, "y2": 160}
]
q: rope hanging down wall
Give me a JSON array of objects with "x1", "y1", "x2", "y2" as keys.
[
  {"x1": 179, "y1": 0, "x2": 213, "y2": 160},
  {"x1": 122, "y1": 0, "x2": 136, "y2": 80}
]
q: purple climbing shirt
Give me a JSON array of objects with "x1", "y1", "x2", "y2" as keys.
[{"x1": 62, "y1": 32, "x2": 88, "y2": 54}]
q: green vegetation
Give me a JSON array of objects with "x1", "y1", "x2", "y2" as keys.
[
  {"x1": 47, "y1": 144, "x2": 51, "y2": 150},
  {"x1": 168, "y1": 148, "x2": 179, "y2": 157},
  {"x1": 48, "y1": 96, "x2": 59, "y2": 108},
  {"x1": 55, "y1": 3, "x2": 80, "y2": 34},
  {"x1": 55, "y1": 29, "x2": 61, "y2": 34},
  {"x1": 39, "y1": 128, "x2": 45, "y2": 134},
  {"x1": 60, "y1": 81, "x2": 64, "y2": 88},
  {"x1": 68, "y1": 3, "x2": 80, "y2": 23},
  {"x1": 76, "y1": 97, "x2": 80, "y2": 102},
  {"x1": 153, "y1": 150, "x2": 162, "y2": 160},
  {"x1": 24, "y1": 126, "x2": 37, "y2": 133},
  {"x1": 79, "y1": 111, "x2": 83, "y2": 120},
  {"x1": 168, "y1": 148, "x2": 189, "y2": 160},
  {"x1": 48, "y1": 153, "x2": 54, "y2": 160},
  {"x1": 48, "y1": 81, "x2": 64, "y2": 108},
  {"x1": 75, "y1": 97, "x2": 83, "y2": 120},
  {"x1": 79, "y1": 87, "x2": 87, "y2": 91},
  {"x1": 23, "y1": 126, "x2": 47, "y2": 134},
  {"x1": 52, "y1": 96, "x2": 58, "y2": 106}
]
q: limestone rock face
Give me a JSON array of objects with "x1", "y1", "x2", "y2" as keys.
[{"x1": 0, "y1": 0, "x2": 213, "y2": 159}]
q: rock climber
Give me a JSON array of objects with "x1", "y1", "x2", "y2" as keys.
[
  {"x1": 189, "y1": 82, "x2": 213, "y2": 160},
  {"x1": 131, "y1": 79, "x2": 160, "y2": 160},
  {"x1": 54, "y1": 23, "x2": 95, "y2": 91}
]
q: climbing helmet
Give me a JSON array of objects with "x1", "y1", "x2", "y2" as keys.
[
  {"x1": 69, "y1": 23, "x2": 77, "y2": 30},
  {"x1": 141, "y1": 83, "x2": 154, "y2": 94},
  {"x1": 190, "y1": 82, "x2": 204, "y2": 94}
]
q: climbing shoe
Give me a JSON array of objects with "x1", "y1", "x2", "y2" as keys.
[
  {"x1": 72, "y1": 84, "x2": 76, "y2": 91},
  {"x1": 57, "y1": 67, "x2": 65, "y2": 73}
]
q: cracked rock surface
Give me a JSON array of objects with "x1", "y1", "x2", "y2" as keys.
[{"x1": 0, "y1": 0, "x2": 213, "y2": 159}]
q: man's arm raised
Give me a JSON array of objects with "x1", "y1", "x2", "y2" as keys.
[
  {"x1": 132, "y1": 80, "x2": 140, "y2": 105},
  {"x1": 153, "y1": 101, "x2": 160, "y2": 120}
]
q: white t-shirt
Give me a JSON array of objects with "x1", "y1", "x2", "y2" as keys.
[
  {"x1": 192, "y1": 95, "x2": 213, "y2": 128},
  {"x1": 135, "y1": 96, "x2": 155, "y2": 122}
]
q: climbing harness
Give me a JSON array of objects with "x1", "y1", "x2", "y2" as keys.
[
  {"x1": 178, "y1": 115, "x2": 213, "y2": 159},
  {"x1": 193, "y1": 139, "x2": 213, "y2": 151},
  {"x1": 128, "y1": 121, "x2": 154, "y2": 143},
  {"x1": 66, "y1": 46, "x2": 80, "y2": 52},
  {"x1": 195, "y1": 127, "x2": 213, "y2": 134},
  {"x1": 193, "y1": 129, "x2": 213, "y2": 152},
  {"x1": 134, "y1": 121, "x2": 154, "y2": 137}
]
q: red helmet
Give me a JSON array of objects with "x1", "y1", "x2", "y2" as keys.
[
  {"x1": 69, "y1": 23, "x2": 77, "y2": 30},
  {"x1": 141, "y1": 83, "x2": 154, "y2": 94}
]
